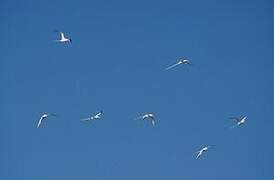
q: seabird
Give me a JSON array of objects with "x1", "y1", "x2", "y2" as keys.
[
  {"x1": 81, "y1": 111, "x2": 103, "y2": 122},
  {"x1": 195, "y1": 145, "x2": 210, "y2": 159},
  {"x1": 135, "y1": 113, "x2": 156, "y2": 126},
  {"x1": 165, "y1": 58, "x2": 190, "y2": 70},
  {"x1": 37, "y1": 113, "x2": 56, "y2": 128},
  {"x1": 230, "y1": 116, "x2": 247, "y2": 128},
  {"x1": 54, "y1": 30, "x2": 72, "y2": 43}
]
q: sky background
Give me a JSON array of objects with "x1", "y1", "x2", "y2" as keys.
[{"x1": 1, "y1": 0, "x2": 274, "y2": 179}]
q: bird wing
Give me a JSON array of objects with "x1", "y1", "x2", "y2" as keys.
[
  {"x1": 37, "y1": 116, "x2": 44, "y2": 128},
  {"x1": 96, "y1": 111, "x2": 103, "y2": 116},
  {"x1": 241, "y1": 116, "x2": 247, "y2": 122},
  {"x1": 60, "y1": 32, "x2": 65, "y2": 40},
  {"x1": 81, "y1": 118, "x2": 91, "y2": 121},
  {"x1": 184, "y1": 60, "x2": 191, "y2": 65},
  {"x1": 53, "y1": 30, "x2": 64, "y2": 39},
  {"x1": 195, "y1": 152, "x2": 202, "y2": 159},
  {"x1": 165, "y1": 62, "x2": 180, "y2": 70},
  {"x1": 151, "y1": 119, "x2": 156, "y2": 126},
  {"x1": 142, "y1": 115, "x2": 148, "y2": 120}
]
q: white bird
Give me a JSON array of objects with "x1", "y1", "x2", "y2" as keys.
[
  {"x1": 81, "y1": 111, "x2": 103, "y2": 122},
  {"x1": 135, "y1": 113, "x2": 156, "y2": 126},
  {"x1": 195, "y1": 145, "x2": 210, "y2": 159},
  {"x1": 230, "y1": 116, "x2": 247, "y2": 128},
  {"x1": 37, "y1": 113, "x2": 56, "y2": 128},
  {"x1": 165, "y1": 58, "x2": 190, "y2": 70},
  {"x1": 55, "y1": 31, "x2": 72, "y2": 43}
]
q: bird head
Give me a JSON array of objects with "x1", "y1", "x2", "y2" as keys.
[{"x1": 182, "y1": 59, "x2": 189, "y2": 64}]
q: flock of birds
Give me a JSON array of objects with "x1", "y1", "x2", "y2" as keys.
[{"x1": 37, "y1": 31, "x2": 247, "y2": 160}]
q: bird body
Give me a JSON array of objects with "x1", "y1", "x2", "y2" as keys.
[{"x1": 178, "y1": 59, "x2": 190, "y2": 64}]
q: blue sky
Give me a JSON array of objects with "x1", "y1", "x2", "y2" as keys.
[{"x1": 1, "y1": 0, "x2": 274, "y2": 179}]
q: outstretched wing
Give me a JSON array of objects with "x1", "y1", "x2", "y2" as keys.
[
  {"x1": 54, "y1": 30, "x2": 63, "y2": 39},
  {"x1": 195, "y1": 152, "x2": 202, "y2": 159},
  {"x1": 95, "y1": 111, "x2": 103, "y2": 116},
  {"x1": 151, "y1": 119, "x2": 156, "y2": 126},
  {"x1": 60, "y1": 32, "x2": 65, "y2": 40},
  {"x1": 37, "y1": 116, "x2": 44, "y2": 128},
  {"x1": 165, "y1": 62, "x2": 180, "y2": 70},
  {"x1": 81, "y1": 118, "x2": 91, "y2": 121}
]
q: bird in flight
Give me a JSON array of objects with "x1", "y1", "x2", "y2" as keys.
[
  {"x1": 135, "y1": 113, "x2": 156, "y2": 126},
  {"x1": 230, "y1": 116, "x2": 247, "y2": 128},
  {"x1": 37, "y1": 113, "x2": 56, "y2": 128},
  {"x1": 165, "y1": 58, "x2": 190, "y2": 70},
  {"x1": 54, "y1": 30, "x2": 72, "y2": 43},
  {"x1": 81, "y1": 111, "x2": 103, "y2": 122},
  {"x1": 195, "y1": 145, "x2": 210, "y2": 159}
]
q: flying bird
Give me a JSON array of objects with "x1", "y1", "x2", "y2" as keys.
[
  {"x1": 54, "y1": 30, "x2": 72, "y2": 43},
  {"x1": 37, "y1": 113, "x2": 56, "y2": 128},
  {"x1": 230, "y1": 116, "x2": 247, "y2": 128},
  {"x1": 165, "y1": 58, "x2": 190, "y2": 70},
  {"x1": 195, "y1": 145, "x2": 210, "y2": 159},
  {"x1": 135, "y1": 113, "x2": 156, "y2": 126},
  {"x1": 81, "y1": 111, "x2": 103, "y2": 122}
]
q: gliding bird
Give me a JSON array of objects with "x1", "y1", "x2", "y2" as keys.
[
  {"x1": 195, "y1": 145, "x2": 210, "y2": 159},
  {"x1": 81, "y1": 111, "x2": 103, "y2": 122},
  {"x1": 230, "y1": 116, "x2": 247, "y2": 128},
  {"x1": 135, "y1": 113, "x2": 156, "y2": 126},
  {"x1": 54, "y1": 30, "x2": 72, "y2": 43},
  {"x1": 37, "y1": 113, "x2": 56, "y2": 128},
  {"x1": 165, "y1": 58, "x2": 190, "y2": 70}
]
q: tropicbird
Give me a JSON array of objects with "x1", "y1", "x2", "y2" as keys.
[
  {"x1": 37, "y1": 113, "x2": 56, "y2": 128},
  {"x1": 195, "y1": 145, "x2": 210, "y2": 159},
  {"x1": 81, "y1": 111, "x2": 103, "y2": 122},
  {"x1": 135, "y1": 113, "x2": 156, "y2": 126},
  {"x1": 54, "y1": 30, "x2": 72, "y2": 43},
  {"x1": 230, "y1": 116, "x2": 247, "y2": 128},
  {"x1": 165, "y1": 58, "x2": 190, "y2": 70}
]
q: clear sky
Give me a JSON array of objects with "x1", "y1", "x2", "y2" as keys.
[{"x1": 1, "y1": 0, "x2": 274, "y2": 179}]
